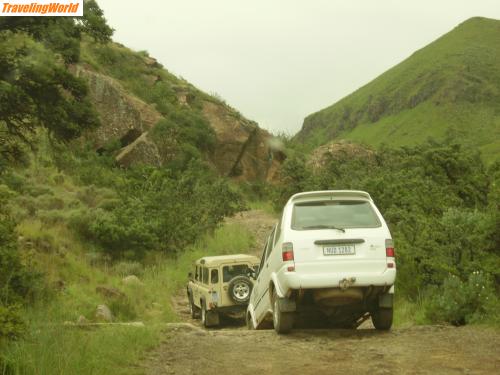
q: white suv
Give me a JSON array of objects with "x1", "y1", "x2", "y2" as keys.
[{"x1": 246, "y1": 190, "x2": 396, "y2": 334}]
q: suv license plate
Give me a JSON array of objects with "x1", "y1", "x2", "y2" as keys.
[{"x1": 323, "y1": 245, "x2": 355, "y2": 256}]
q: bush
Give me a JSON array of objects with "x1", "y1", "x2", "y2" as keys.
[
  {"x1": 425, "y1": 272, "x2": 498, "y2": 325},
  {"x1": 69, "y1": 159, "x2": 244, "y2": 259},
  {"x1": 0, "y1": 304, "x2": 25, "y2": 341}
]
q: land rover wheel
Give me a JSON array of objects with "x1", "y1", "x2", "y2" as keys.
[
  {"x1": 201, "y1": 300, "x2": 219, "y2": 328},
  {"x1": 228, "y1": 276, "x2": 252, "y2": 305},
  {"x1": 188, "y1": 294, "x2": 200, "y2": 319}
]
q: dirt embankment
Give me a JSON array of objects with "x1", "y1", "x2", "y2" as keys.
[{"x1": 144, "y1": 210, "x2": 500, "y2": 375}]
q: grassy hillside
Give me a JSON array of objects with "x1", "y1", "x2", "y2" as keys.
[
  {"x1": 0, "y1": 7, "x2": 256, "y2": 374},
  {"x1": 296, "y1": 17, "x2": 500, "y2": 161}
]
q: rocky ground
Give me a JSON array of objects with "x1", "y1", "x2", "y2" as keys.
[{"x1": 143, "y1": 210, "x2": 500, "y2": 375}]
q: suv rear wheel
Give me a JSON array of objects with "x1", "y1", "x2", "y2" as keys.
[
  {"x1": 272, "y1": 291, "x2": 294, "y2": 334},
  {"x1": 371, "y1": 307, "x2": 393, "y2": 330}
]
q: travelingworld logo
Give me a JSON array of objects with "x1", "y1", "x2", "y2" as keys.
[{"x1": 1, "y1": 0, "x2": 83, "y2": 16}]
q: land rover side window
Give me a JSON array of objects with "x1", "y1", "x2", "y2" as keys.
[
  {"x1": 195, "y1": 266, "x2": 199, "y2": 281},
  {"x1": 292, "y1": 200, "x2": 381, "y2": 230},
  {"x1": 202, "y1": 267, "x2": 209, "y2": 284},
  {"x1": 211, "y1": 269, "x2": 219, "y2": 284}
]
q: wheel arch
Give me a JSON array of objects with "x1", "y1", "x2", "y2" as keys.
[{"x1": 269, "y1": 273, "x2": 285, "y2": 302}]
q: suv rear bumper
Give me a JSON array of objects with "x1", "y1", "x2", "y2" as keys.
[{"x1": 277, "y1": 267, "x2": 396, "y2": 293}]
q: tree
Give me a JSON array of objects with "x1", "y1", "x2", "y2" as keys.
[{"x1": 0, "y1": 1, "x2": 113, "y2": 163}]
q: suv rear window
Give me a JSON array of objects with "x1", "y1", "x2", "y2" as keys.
[{"x1": 292, "y1": 200, "x2": 381, "y2": 230}]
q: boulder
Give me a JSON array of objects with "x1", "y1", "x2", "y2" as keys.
[
  {"x1": 95, "y1": 304, "x2": 113, "y2": 322},
  {"x1": 122, "y1": 275, "x2": 144, "y2": 286},
  {"x1": 77, "y1": 315, "x2": 89, "y2": 325},
  {"x1": 96, "y1": 285, "x2": 126, "y2": 299},
  {"x1": 307, "y1": 140, "x2": 377, "y2": 171},
  {"x1": 115, "y1": 132, "x2": 162, "y2": 167}
]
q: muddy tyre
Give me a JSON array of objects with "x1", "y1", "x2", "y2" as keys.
[
  {"x1": 371, "y1": 307, "x2": 393, "y2": 330},
  {"x1": 228, "y1": 276, "x2": 253, "y2": 305},
  {"x1": 201, "y1": 301, "x2": 219, "y2": 328},
  {"x1": 273, "y1": 292, "x2": 293, "y2": 334},
  {"x1": 188, "y1": 293, "x2": 200, "y2": 319}
]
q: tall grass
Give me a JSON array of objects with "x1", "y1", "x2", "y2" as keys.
[{"x1": 1, "y1": 223, "x2": 255, "y2": 375}]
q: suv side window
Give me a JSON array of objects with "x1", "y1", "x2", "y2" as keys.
[
  {"x1": 274, "y1": 213, "x2": 283, "y2": 246},
  {"x1": 211, "y1": 269, "x2": 219, "y2": 284},
  {"x1": 257, "y1": 239, "x2": 267, "y2": 276},
  {"x1": 265, "y1": 228, "x2": 275, "y2": 260},
  {"x1": 195, "y1": 266, "x2": 199, "y2": 281},
  {"x1": 202, "y1": 267, "x2": 209, "y2": 284}
]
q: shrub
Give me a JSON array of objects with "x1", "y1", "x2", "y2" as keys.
[
  {"x1": 425, "y1": 272, "x2": 498, "y2": 325},
  {"x1": 0, "y1": 304, "x2": 25, "y2": 340},
  {"x1": 69, "y1": 159, "x2": 244, "y2": 259}
]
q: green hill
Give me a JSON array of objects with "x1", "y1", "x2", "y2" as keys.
[{"x1": 295, "y1": 17, "x2": 500, "y2": 161}]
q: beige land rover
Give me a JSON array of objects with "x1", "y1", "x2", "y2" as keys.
[{"x1": 187, "y1": 254, "x2": 259, "y2": 327}]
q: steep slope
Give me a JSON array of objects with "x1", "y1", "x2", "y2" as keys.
[
  {"x1": 295, "y1": 17, "x2": 500, "y2": 161},
  {"x1": 77, "y1": 38, "x2": 283, "y2": 181}
]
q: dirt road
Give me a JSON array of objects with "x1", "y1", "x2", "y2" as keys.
[{"x1": 144, "y1": 210, "x2": 500, "y2": 375}]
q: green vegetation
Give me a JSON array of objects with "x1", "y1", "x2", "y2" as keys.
[
  {"x1": 276, "y1": 140, "x2": 499, "y2": 326},
  {"x1": 0, "y1": 138, "x2": 253, "y2": 372},
  {"x1": 0, "y1": 1, "x2": 113, "y2": 165},
  {"x1": 1, "y1": 5, "x2": 498, "y2": 374},
  {"x1": 0, "y1": 3, "x2": 249, "y2": 372},
  {"x1": 296, "y1": 17, "x2": 500, "y2": 162}
]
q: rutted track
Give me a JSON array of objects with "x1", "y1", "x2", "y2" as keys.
[{"x1": 144, "y1": 210, "x2": 500, "y2": 375}]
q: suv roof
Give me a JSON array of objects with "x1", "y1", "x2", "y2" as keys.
[
  {"x1": 196, "y1": 254, "x2": 259, "y2": 267},
  {"x1": 290, "y1": 190, "x2": 372, "y2": 203}
]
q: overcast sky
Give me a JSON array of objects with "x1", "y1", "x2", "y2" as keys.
[{"x1": 98, "y1": 0, "x2": 500, "y2": 134}]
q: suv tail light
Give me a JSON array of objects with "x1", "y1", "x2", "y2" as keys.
[
  {"x1": 385, "y1": 239, "x2": 395, "y2": 257},
  {"x1": 282, "y1": 242, "x2": 294, "y2": 261},
  {"x1": 385, "y1": 239, "x2": 395, "y2": 268}
]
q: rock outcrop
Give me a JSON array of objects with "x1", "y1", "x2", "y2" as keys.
[
  {"x1": 73, "y1": 65, "x2": 162, "y2": 150},
  {"x1": 76, "y1": 65, "x2": 284, "y2": 182},
  {"x1": 202, "y1": 101, "x2": 284, "y2": 181},
  {"x1": 307, "y1": 140, "x2": 377, "y2": 170}
]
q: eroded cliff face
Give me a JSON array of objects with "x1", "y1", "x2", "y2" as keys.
[
  {"x1": 73, "y1": 65, "x2": 162, "y2": 151},
  {"x1": 75, "y1": 65, "x2": 283, "y2": 181},
  {"x1": 201, "y1": 101, "x2": 284, "y2": 181},
  {"x1": 307, "y1": 140, "x2": 376, "y2": 170}
]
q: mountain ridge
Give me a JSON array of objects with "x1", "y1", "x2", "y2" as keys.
[{"x1": 294, "y1": 17, "x2": 500, "y2": 161}]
